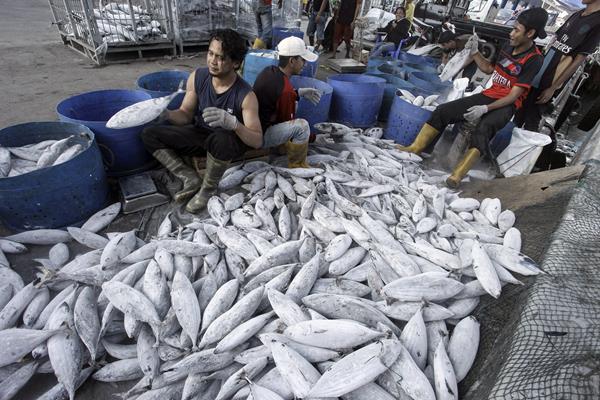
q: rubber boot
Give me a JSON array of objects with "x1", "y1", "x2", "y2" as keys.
[
  {"x1": 285, "y1": 140, "x2": 310, "y2": 168},
  {"x1": 345, "y1": 43, "x2": 351, "y2": 58},
  {"x1": 252, "y1": 38, "x2": 266, "y2": 49},
  {"x1": 185, "y1": 152, "x2": 230, "y2": 214},
  {"x1": 152, "y1": 149, "x2": 202, "y2": 203},
  {"x1": 396, "y1": 123, "x2": 440, "y2": 154},
  {"x1": 446, "y1": 148, "x2": 480, "y2": 189}
]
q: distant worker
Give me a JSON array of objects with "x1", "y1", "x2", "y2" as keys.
[
  {"x1": 307, "y1": 0, "x2": 330, "y2": 53},
  {"x1": 331, "y1": 0, "x2": 361, "y2": 58},
  {"x1": 253, "y1": 37, "x2": 322, "y2": 167},
  {"x1": 437, "y1": 31, "x2": 478, "y2": 78},
  {"x1": 253, "y1": 0, "x2": 278, "y2": 49},
  {"x1": 404, "y1": 0, "x2": 415, "y2": 26},
  {"x1": 515, "y1": 0, "x2": 600, "y2": 131},
  {"x1": 141, "y1": 29, "x2": 263, "y2": 214},
  {"x1": 398, "y1": 8, "x2": 547, "y2": 188},
  {"x1": 370, "y1": 7, "x2": 411, "y2": 58}
]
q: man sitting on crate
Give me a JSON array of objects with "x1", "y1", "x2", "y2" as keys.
[
  {"x1": 141, "y1": 29, "x2": 263, "y2": 214},
  {"x1": 253, "y1": 36, "x2": 323, "y2": 167},
  {"x1": 370, "y1": 7, "x2": 411, "y2": 58},
  {"x1": 397, "y1": 8, "x2": 547, "y2": 188}
]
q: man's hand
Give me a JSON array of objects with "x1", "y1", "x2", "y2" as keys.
[
  {"x1": 436, "y1": 63, "x2": 445, "y2": 73},
  {"x1": 465, "y1": 33, "x2": 480, "y2": 56},
  {"x1": 298, "y1": 88, "x2": 322, "y2": 105},
  {"x1": 202, "y1": 107, "x2": 238, "y2": 131},
  {"x1": 463, "y1": 104, "x2": 488, "y2": 122},
  {"x1": 536, "y1": 87, "x2": 556, "y2": 104}
]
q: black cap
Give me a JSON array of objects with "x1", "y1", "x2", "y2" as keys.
[
  {"x1": 438, "y1": 31, "x2": 459, "y2": 44},
  {"x1": 517, "y1": 7, "x2": 548, "y2": 39}
]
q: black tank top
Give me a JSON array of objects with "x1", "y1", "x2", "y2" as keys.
[{"x1": 194, "y1": 67, "x2": 253, "y2": 129}]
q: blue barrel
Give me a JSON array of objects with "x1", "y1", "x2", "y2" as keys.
[
  {"x1": 378, "y1": 63, "x2": 407, "y2": 79},
  {"x1": 136, "y1": 70, "x2": 190, "y2": 110},
  {"x1": 385, "y1": 93, "x2": 433, "y2": 145},
  {"x1": 56, "y1": 89, "x2": 156, "y2": 177},
  {"x1": 0, "y1": 122, "x2": 109, "y2": 231},
  {"x1": 327, "y1": 74, "x2": 386, "y2": 128},
  {"x1": 397, "y1": 51, "x2": 428, "y2": 64},
  {"x1": 273, "y1": 27, "x2": 304, "y2": 48},
  {"x1": 490, "y1": 121, "x2": 515, "y2": 156},
  {"x1": 366, "y1": 56, "x2": 394, "y2": 73},
  {"x1": 291, "y1": 76, "x2": 333, "y2": 133},
  {"x1": 243, "y1": 50, "x2": 278, "y2": 86},
  {"x1": 379, "y1": 79, "x2": 415, "y2": 122},
  {"x1": 408, "y1": 71, "x2": 452, "y2": 97},
  {"x1": 403, "y1": 62, "x2": 439, "y2": 75}
]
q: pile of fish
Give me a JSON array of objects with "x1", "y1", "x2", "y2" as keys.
[
  {"x1": 0, "y1": 134, "x2": 90, "y2": 178},
  {"x1": 93, "y1": 3, "x2": 165, "y2": 44},
  {"x1": 0, "y1": 129, "x2": 542, "y2": 400}
]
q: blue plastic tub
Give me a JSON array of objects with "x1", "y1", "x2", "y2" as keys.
[
  {"x1": 403, "y1": 62, "x2": 439, "y2": 75},
  {"x1": 243, "y1": 50, "x2": 278, "y2": 86},
  {"x1": 327, "y1": 74, "x2": 386, "y2": 128},
  {"x1": 136, "y1": 70, "x2": 190, "y2": 110},
  {"x1": 380, "y1": 79, "x2": 415, "y2": 122},
  {"x1": 0, "y1": 122, "x2": 109, "y2": 231},
  {"x1": 409, "y1": 71, "x2": 453, "y2": 94},
  {"x1": 273, "y1": 27, "x2": 304, "y2": 48},
  {"x1": 385, "y1": 94, "x2": 433, "y2": 145},
  {"x1": 378, "y1": 63, "x2": 407, "y2": 80},
  {"x1": 366, "y1": 56, "x2": 394, "y2": 73},
  {"x1": 56, "y1": 89, "x2": 156, "y2": 177},
  {"x1": 291, "y1": 76, "x2": 333, "y2": 133}
]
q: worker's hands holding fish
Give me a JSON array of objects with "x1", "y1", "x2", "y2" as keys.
[
  {"x1": 465, "y1": 31, "x2": 480, "y2": 56},
  {"x1": 202, "y1": 107, "x2": 239, "y2": 131}
]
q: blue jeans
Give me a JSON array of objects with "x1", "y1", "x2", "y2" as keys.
[
  {"x1": 261, "y1": 119, "x2": 310, "y2": 148},
  {"x1": 255, "y1": 5, "x2": 273, "y2": 45},
  {"x1": 371, "y1": 42, "x2": 396, "y2": 58},
  {"x1": 307, "y1": 11, "x2": 329, "y2": 42}
]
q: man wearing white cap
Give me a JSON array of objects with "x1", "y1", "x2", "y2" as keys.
[{"x1": 253, "y1": 36, "x2": 323, "y2": 167}]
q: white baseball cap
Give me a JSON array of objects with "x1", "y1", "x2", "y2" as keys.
[{"x1": 277, "y1": 37, "x2": 318, "y2": 62}]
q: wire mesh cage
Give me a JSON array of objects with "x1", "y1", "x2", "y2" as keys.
[
  {"x1": 47, "y1": 0, "x2": 175, "y2": 64},
  {"x1": 171, "y1": 0, "x2": 237, "y2": 47}
]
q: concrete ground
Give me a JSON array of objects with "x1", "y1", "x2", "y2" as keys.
[{"x1": 0, "y1": 1, "x2": 588, "y2": 399}]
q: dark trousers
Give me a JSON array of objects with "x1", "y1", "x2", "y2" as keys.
[
  {"x1": 334, "y1": 22, "x2": 353, "y2": 49},
  {"x1": 513, "y1": 87, "x2": 549, "y2": 132},
  {"x1": 428, "y1": 93, "x2": 515, "y2": 156},
  {"x1": 141, "y1": 124, "x2": 248, "y2": 161}
]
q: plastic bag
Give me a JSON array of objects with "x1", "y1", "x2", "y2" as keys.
[
  {"x1": 496, "y1": 128, "x2": 552, "y2": 177},
  {"x1": 444, "y1": 78, "x2": 470, "y2": 103}
]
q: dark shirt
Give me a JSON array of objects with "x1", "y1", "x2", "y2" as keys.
[
  {"x1": 483, "y1": 44, "x2": 543, "y2": 109},
  {"x1": 253, "y1": 66, "x2": 298, "y2": 130},
  {"x1": 312, "y1": 0, "x2": 330, "y2": 13},
  {"x1": 382, "y1": 18, "x2": 410, "y2": 46},
  {"x1": 193, "y1": 68, "x2": 252, "y2": 129},
  {"x1": 538, "y1": 9, "x2": 600, "y2": 89},
  {"x1": 337, "y1": 0, "x2": 357, "y2": 25}
]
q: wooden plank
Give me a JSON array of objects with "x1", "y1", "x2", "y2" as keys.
[{"x1": 459, "y1": 165, "x2": 585, "y2": 211}]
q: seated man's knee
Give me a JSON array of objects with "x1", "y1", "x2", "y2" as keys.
[
  {"x1": 140, "y1": 126, "x2": 163, "y2": 150},
  {"x1": 205, "y1": 130, "x2": 244, "y2": 160},
  {"x1": 293, "y1": 119, "x2": 311, "y2": 143}
]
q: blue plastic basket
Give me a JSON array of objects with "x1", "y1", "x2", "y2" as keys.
[
  {"x1": 0, "y1": 122, "x2": 109, "y2": 231},
  {"x1": 385, "y1": 94, "x2": 433, "y2": 145},
  {"x1": 327, "y1": 74, "x2": 386, "y2": 128}
]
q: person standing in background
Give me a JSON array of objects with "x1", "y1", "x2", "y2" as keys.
[
  {"x1": 307, "y1": 0, "x2": 330, "y2": 53},
  {"x1": 253, "y1": 0, "x2": 279, "y2": 49},
  {"x1": 404, "y1": 0, "x2": 415, "y2": 26},
  {"x1": 331, "y1": 0, "x2": 361, "y2": 58}
]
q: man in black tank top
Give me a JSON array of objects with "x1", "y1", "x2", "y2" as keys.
[{"x1": 141, "y1": 29, "x2": 263, "y2": 214}]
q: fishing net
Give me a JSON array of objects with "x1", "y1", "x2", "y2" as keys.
[{"x1": 462, "y1": 159, "x2": 600, "y2": 399}]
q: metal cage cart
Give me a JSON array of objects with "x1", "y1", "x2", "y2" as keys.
[{"x1": 47, "y1": 0, "x2": 176, "y2": 64}]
